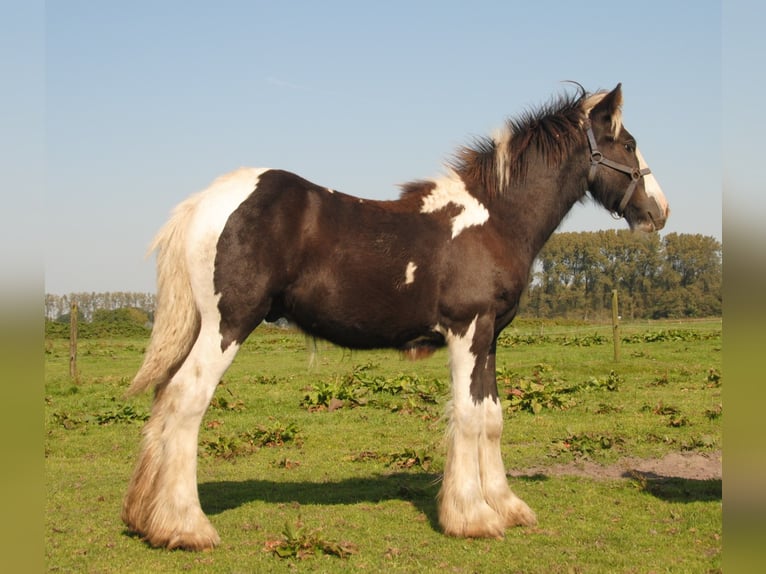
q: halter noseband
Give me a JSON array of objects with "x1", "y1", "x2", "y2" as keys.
[{"x1": 584, "y1": 120, "x2": 651, "y2": 218}]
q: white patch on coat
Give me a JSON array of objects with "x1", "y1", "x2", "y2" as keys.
[
  {"x1": 444, "y1": 317, "x2": 478, "y2": 407},
  {"x1": 636, "y1": 148, "x2": 669, "y2": 215},
  {"x1": 420, "y1": 174, "x2": 489, "y2": 239},
  {"x1": 185, "y1": 167, "x2": 272, "y2": 334},
  {"x1": 185, "y1": 168, "x2": 270, "y2": 260},
  {"x1": 405, "y1": 261, "x2": 417, "y2": 285}
]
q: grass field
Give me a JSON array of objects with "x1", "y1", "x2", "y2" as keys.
[{"x1": 45, "y1": 318, "x2": 722, "y2": 573}]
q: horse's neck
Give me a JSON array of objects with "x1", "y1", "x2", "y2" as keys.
[{"x1": 489, "y1": 159, "x2": 587, "y2": 267}]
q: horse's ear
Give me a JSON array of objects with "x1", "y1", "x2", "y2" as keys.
[{"x1": 589, "y1": 83, "x2": 623, "y2": 136}]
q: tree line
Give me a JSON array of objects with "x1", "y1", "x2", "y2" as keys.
[
  {"x1": 44, "y1": 231, "x2": 721, "y2": 326},
  {"x1": 521, "y1": 231, "x2": 721, "y2": 320},
  {"x1": 45, "y1": 292, "x2": 156, "y2": 322}
]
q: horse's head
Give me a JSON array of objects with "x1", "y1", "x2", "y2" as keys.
[{"x1": 583, "y1": 84, "x2": 669, "y2": 232}]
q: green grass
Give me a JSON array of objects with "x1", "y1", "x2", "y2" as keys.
[{"x1": 45, "y1": 319, "x2": 722, "y2": 572}]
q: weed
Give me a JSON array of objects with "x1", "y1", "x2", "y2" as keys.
[
  {"x1": 243, "y1": 421, "x2": 299, "y2": 447},
  {"x1": 593, "y1": 403, "x2": 623, "y2": 415},
  {"x1": 347, "y1": 450, "x2": 381, "y2": 463},
  {"x1": 704, "y1": 404, "x2": 722, "y2": 420},
  {"x1": 621, "y1": 329, "x2": 720, "y2": 344},
  {"x1": 650, "y1": 373, "x2": 670, "y2": 386},
  {"x1": 500, "y1": 365, "x2": 620, "y2": 414},
  {"x1": 561, "y1": 333, "x2": 608, "y2": 347},
  {"x1": 301, "y1": 379, "x2": 367, "y2": 410},
  {"x1": 387, "y1": 448, "x2": 434, "y2": 471},
  {"x1": 498, "y1": 332, "x2": 606, "y2": 347},
  {"x1": 627, "y1": 470, "x2": 649, "y2": 492},
  {"x1": 500, "y1": 363, "x2": 573, "y2": 414},
  {"x1": 645, "y1": 432, "x2": 677, "y2": 446},
  {"x1": 51, "y1": 405, "x2": 148, "y2": 428},
  {"x1": 648, "y1": 402, "x2": 681, "y2": 416},
  {"x1": 51, "y1": 411, "x2": 85, "y2": 430},
  {"x1": 667, "y1": 414, "x2": 690, "y2": 427},
  {"x1": 300, "y1": 364, "x2": 445, "y2": 414},
  {"x1": 92, "y1": 404, "x2": 149, "y2": 425},
  {"x1": 201, "y1": 434, "x2": 244, "y2": 459},
  {"x1": 550, "y1": 431, "x2": 624, "y2": 459},
  {"x1": 680, "y1": 434, "x2": 718, "y2": 450},
  {"x1": 265, "y1": 519, "x2": 358, "y2": 560},
  {"x1": 584, "y1": 370, "x2": 622, "y2": 391},
  {"x1": 209, "y1": 395, "x2": 246, "y2": 412},
  {"x1": 201, "y1": 421, "x2": 299, "y2": 458},
  {"x1": 496, "y1": 332, "x2": 552, "y2": 347},
  {"x1": 498, "y1": 328, "x2": 720, "y2": 349},
  {"x1": 705, "y1": 368, "x2": 721, "y2": 387},
  {"x1": 642, "y1": 402, "x2": 690, "y2": 427},
  {"x1": 276, "y1": 457, "x2": 301, "y2": 470},
  {"x1": 346, "y1": 447, "x2": 434, "y2": 470}
]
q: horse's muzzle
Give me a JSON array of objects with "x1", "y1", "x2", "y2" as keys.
[{"x1": 648, "y1": 196, "x2": 669, "y2": 231}]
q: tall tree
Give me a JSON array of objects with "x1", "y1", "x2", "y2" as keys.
[{"x1": 524, "y1": 231, "x2": 720, "y2": 319}]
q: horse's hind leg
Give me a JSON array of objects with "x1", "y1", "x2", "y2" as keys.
[
  {"x1": 122, "y1": 169, "x2": 271, "y2": 549},
  {"x1": 122, "y1": 321, "x2": 242, "y2": 550}
]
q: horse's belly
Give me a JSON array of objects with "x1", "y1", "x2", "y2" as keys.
[{"x1": 282, "y1": 293, "x2": 437, "y2": 351}]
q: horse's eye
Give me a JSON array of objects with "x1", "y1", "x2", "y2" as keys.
[{"x1": 624, "y1": 142, "x2": 636, "y2": 153}]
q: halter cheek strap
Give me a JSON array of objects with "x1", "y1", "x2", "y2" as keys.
[{"x1": 584, "y1": 120, "x2": 651, "y2": 217}]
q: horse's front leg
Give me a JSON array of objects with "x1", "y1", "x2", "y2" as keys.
[
  {"x1": 438, "y1": 315, "x2": 536, "y2": 538},
  {"x1": 478, "y1": 351, "x2": 537, "y2": 529}
]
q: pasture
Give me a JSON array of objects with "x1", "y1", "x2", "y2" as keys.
[{"x1": 45, "y1": 318, "x2": 721, "y2": 573}]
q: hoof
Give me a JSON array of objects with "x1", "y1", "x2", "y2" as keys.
[
  {"x1": 142, "y1": 521, "x2": 221, "y2": 551},
  {"x1": 123, "y1": 505, "x2": 221, "y2": 551},
  {"x1": 502, "y1": 497, "x2": 537, "y2": 528},
  {"x1": 485, "y1": 490, "x2": 537, "y2": 528},
  {"x1": 439, "y1": 500, "x2": 506, "y2": 539},
  {"x1": 162, "y1": 528, "x2": 220, "y2": 551}
]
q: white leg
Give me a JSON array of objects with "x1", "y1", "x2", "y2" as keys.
[
  {"x1": 122, "y1": 327, "x2": 239, "y2": 550},
  {"x1": 438, "y1": 318, "x2": 506, "y2": 538},
  {"x1": 479, "y1": 396, "x2": 537, "y2": 528}
]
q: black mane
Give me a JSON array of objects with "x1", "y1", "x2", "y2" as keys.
[{"x1": 450, "y1": 87, "x2": 589, "y2": 196}]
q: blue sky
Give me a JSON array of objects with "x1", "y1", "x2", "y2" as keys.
[{"x1": 7, "y1": 1, "x2": 733, "y2": 294}]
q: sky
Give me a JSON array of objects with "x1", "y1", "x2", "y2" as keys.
[{"x1": 4, "y1": 0, "x2": 739, "y2": 295}]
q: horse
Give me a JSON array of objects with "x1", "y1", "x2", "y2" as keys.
[{"x1": 122, "y1": 83, "x2": 669, "y2": 550}]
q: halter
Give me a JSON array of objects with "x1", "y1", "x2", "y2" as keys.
[{"x1": 584, "y1": 120, "x2": 651, "y2": 218}]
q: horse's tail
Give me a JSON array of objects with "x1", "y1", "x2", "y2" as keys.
[{"x1": 126, "y1": 194, "x2": 202, "y2": 396}]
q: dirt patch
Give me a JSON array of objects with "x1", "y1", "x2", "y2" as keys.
[{"x1": 509, "y1": 450, "x2": 721, "y2": 481}]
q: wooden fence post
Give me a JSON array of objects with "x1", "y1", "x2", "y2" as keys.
[
  {"x1": 69, "y1": 302, "x2": 78, "y2": 381},
  {"x1": 611, "y1": 289, "x2": 621, "y2": 362}
]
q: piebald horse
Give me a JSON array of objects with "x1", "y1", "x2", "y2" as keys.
[{"x1": 122, "y1": 83, "x2": 669, "y2": 549}]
